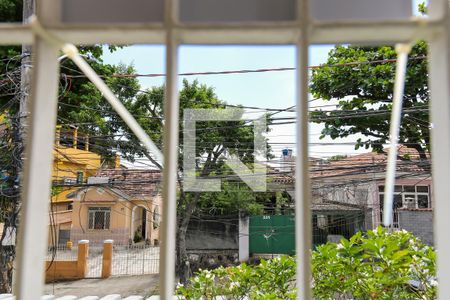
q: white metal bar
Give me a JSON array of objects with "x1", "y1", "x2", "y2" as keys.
[
  {"x1": 159, "y1": 36, "x2": 178, "y2": 300},
  {"x1": 295, "y1": 0, "x2": 312, "y2": 299},
  {"x1": 0, "y1": 19, "x2": 441, "y2": 46},
  {"x1": 383, "y1": 44, "x2": 411, "y2": 226},
  {"x1": 159, "y1": 0, "x2": 179, "y2": 298},
  {"x1": 428, "y1": 3, "x2": 450, "y2": 298},
  {"x1": 13, "y1": 39, "x2": 60, "y2": 299}
]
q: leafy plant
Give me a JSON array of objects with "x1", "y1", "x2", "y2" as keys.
[
  {"x1": 133, "y1": 226, "x2": 143, "y2": 243},
  {"x1": 313, "y1": 227, "x2": 436, "y2": 299},
  {"x1": 177, "y1": 227, "x2": 437, "y2": 299},
  {"x1": 177, "y1": 256, "x2": 296, "y2": 299},
  {"x1": 310, "y1": 42, "x2": 430, "y2": 160}
]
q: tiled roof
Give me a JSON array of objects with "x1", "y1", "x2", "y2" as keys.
[
  {"x1": 271, "y1": 146, "x2": 430, "y2": 185},
  {"x1": 97, "y1": 169, "x2": 162, "y2": 199}
]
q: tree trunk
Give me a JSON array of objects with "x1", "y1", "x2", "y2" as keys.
[
  {"x1": 409, "y1": 143, "x2": 429, "y2": 162},
  {"x1": 176, "y1": 193, "x2": 200, "y2": 284},
  {"x1": 0, "y1": 221, "x2": 12, "y2": 293}
]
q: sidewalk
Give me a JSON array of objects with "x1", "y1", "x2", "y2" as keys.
[{"x1": 44, "y1": 274, "x2": 159, "y2": 298}]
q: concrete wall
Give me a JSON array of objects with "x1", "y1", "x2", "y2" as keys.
[
  {"x1": 186, "y1": 215, "x2": 239, "y2": 250},
  {"x1": 46, "y1": 241, "x2": 88, "y2": 283},
  {"x1": 398, "y1": 209, "x2": 433, "y2": 245}
]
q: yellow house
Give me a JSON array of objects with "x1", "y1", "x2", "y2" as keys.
[
  {"x1": 50, "y1": 125, "x2": 103, "y2": 246},
  {"x1": 52, "y1": 125, "x2": 102, "y2": 187},
  {"x1": 70, "y1": 184, "x2": 162, "y2": 246},
  {"x1": 48, "y1": 127, "x2": 162, "y2": 247}
]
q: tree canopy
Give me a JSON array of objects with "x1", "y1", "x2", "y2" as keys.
[{"x1": 310, "y1": 42, "x2": 429, "y2": 160}]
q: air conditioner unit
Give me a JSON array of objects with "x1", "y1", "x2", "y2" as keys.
[
  {"x1": 87, "y1": 177, "x2": 110, "y2": 185},
  {"x1": 63, "y1": 178, "x2": 76, "y2": 185}
]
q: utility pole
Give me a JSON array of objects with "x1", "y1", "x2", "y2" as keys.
[
  {"x1": 20, "y1": 0, "x2": 34, "y2": 134},
  {"x1": 0, "y1": 0, "x2": 35, "y2": 294}
]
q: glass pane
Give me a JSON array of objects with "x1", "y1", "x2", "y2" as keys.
[
  {"x1": 395, "y1": 185, "x2": 402, "y2": 192},
  {"x1": 394, "y1": 194, "x2": 403, "y2": 208},
  {"x1": 378, "y1": 185, "x2": 384, "y2": 192},
  {"x1": 417, "y1": 185, "x2": 429, "y2": 193},
  {"x1": 404, "y1": 185, "x2": 415, "y2": 192},
  {"x1": 88, "y1": 212, "x2": 94, "y2": 229},
  {"x1": 310, "y1": 0, "x2": 413, "y2": 21},
  {"x1": 179, "y1": 0, "x2": 296, "y2": 23},
  {"x1": 61, "y1": 0, "x2": 164, "y2": 23},
  {"x1": 94, "y1": 211, "x2": 105, "y2": 229},
  {"x1": 105, "y1": 211, "x2": 111, "y2": 229},
  {"x1": 418, "y1": 195, "x2": 429, "y2": 208}
]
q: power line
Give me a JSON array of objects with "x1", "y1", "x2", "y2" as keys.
[{"x1": 62, "y1": 56, "x2": 428, "y2": 79}]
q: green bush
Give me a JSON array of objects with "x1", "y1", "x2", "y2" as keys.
[
  {"x1": 177, "y1": 256, "x2": 296, "y2": 299},
  {"x1": 176, "y1": 227, "x2": 437, "y2": 300},
  {"x1": 312, "y1": 227, "x2": 436, "y2": 299},
  {"x1": 133, "y1": 227, "x2": 143, "y2": 243}
]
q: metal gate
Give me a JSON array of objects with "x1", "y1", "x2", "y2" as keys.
[
  {"x1": 86, "y1": 246, "x2": 103, "y2": 278},
  {"x1": 249, "y1": 215, "x2": 295, "y2": 255},
  {"x1": 111, "y1": 245, "x2": 159, "y2": 276}
]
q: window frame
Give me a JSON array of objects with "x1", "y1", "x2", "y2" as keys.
[
  {"x1": 379, "y1": 184, "x2": 431, "y2": 227},
  {"x1": 87, "y1": 207, "x2": 111, "y2": 230},
  {"x1": 7, "y1": 0, "x2": 450, "y2": 299}
]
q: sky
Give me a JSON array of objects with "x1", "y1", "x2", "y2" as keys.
[
  {"x1": 101, "y1": 0, "x2": 426, "y2": 166},
  {"x1": 102, "y1": 45, "x2": 364, "y2": 161}
]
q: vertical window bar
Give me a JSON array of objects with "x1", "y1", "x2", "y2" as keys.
[
  {"x1": 295, "y1": 0, "x2": 312, "y2": 299},
  {"x1": 160, "y1": 0, "x2": 179, "y2": 298},
  {"x1": 428, "y1": 2, "x2": 450, "y2": 297},
  {"x1": 13, "y1": 39, "x2": 60, "y2": 299}
]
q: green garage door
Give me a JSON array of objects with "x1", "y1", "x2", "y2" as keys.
[{"x1": 249, "y1": 215, "x2": 295, "y2": 255}]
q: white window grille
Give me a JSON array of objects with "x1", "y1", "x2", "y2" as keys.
[
  {"x1": 0, "y1": 0, "x2": 449, "y2": 299},
  {"x1": 379, "y1": 185, "x2": 431, "y2": 226},
  {"x1": 88, "y1": 207, "x2": 111, "y2": 230}
]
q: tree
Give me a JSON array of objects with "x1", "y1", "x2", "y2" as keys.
[
  {"x1": 309, "y1": 42, "x2": 429, "y2": 160},
  {"x1": 124, "y1": 79, "x2": 273, "y2": 282}
]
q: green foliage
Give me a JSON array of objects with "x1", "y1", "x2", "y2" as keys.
[
  {"x1": 0, "y1": 0, "x2": 22, "y2": 22},
  {"x1": 310, "y1": 42, "x2": 429, "y2": 158},
  {"x1": 196, "y1": 181, "x2": 264, "y2": 216},
  {"x1": 133, "y1": 227, "x2": 143, "y2": 243},
  {"x1": 177, "y1": 227, "x2": 437, "y2": 300},
  {"x1": 313, "y1": 227, "x2": 436, "y2": 299},
  {"x1": 124, "y1": 79, "x2": 274, "y2": 215},
  {"x1": 327, "y1": 155, "x2": 347, "y2": 161},
  {"x1": 177, "y1": 256, "x2": 296, "y2": 300},
  {"x1": 418, "y1": 2, "x2": 427, "y2": 14}
]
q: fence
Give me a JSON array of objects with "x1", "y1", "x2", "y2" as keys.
[
  {"x1": 45, "y1": 240, "x2": 89, "y2": 283},
  {"x1": 111, "y1": 244, "x2": 160, "y2": 276},
  {"x1": 47, "y1": 242, "x2": 160, "y2": 278},
  {"x1": 46, "y1": 245, "x2": 78, "y2": 261}
]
